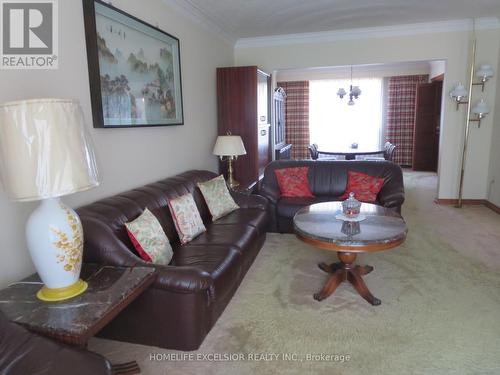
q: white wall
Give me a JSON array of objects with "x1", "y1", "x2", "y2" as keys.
[
  {"x1": 276, "y1": 62, "x2": 431, "y2": 82},
  {"x1": 487, "y1": 45, "x2": 500, "y2": 207},
  {"x1": 429, "y1": 60, "x2": 446, "y2": 79},
  {"x1": 0, "y1": 0, "x2": 233, "y2": 287},
  {"x1": 235, "y1": 26, "x2": 500, "y2": 202}
]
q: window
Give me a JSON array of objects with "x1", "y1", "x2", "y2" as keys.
[{"x1": 309, "y1": 78, "x2": 383, "y2": 151}]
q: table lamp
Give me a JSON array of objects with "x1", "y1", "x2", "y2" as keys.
[
  {"x1": 213, "y1": 135, "x2": 246, "y2": 188},
  {"x1": 0, "y1": 99, "x2": 100, "y2": 302}
]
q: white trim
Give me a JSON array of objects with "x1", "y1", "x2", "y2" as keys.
[
  {"x1": 235, "y1": 17, "x2": 500, "y2": 49},
  {"x1": 161, "y1": 0, "x2": 236, "y2": 46}
]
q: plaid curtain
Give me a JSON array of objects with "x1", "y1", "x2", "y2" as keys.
[
  {"x1": 277, "y1": 81, "x2": 310, "y2": 159},
  {"x1": 386, "y1": 75, "x2": 428, "y2": 166}
]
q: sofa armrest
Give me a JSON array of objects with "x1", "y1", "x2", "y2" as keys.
[
  {"x1": 231, "y1": 191, "x2": 268, "y2": 210},
  {"x1": 378, "y1": 190, "x2": 405, "y2": 210},
  {"x1": 80, "y1": 216, "x2": 148, "y2": 266},
  {"x1": 151, "y1": 265, "x2": 214, "y2": 295},
  {"x1": 377, "y1": 165, "x2": 405, "y2": 210}
]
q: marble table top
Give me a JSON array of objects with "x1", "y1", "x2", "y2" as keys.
[
  {"x1": 294, "y1": 201, "x2": 407, "y2": 250},
  {"x1": 0, "y1": 265, "x2": 156, "y2": 342}
]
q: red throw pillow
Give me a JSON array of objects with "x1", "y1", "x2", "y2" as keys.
[
  {"x1": 274, "y1": 167, "x2": 314, "y2": 198},
  {"x1": 341, "y1": 171, "x2": 385, "y2": 203}
]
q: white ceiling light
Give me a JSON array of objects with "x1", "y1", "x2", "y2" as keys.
[{"x1": 337, "y1": 66, "x2": 361, "y2": 106}]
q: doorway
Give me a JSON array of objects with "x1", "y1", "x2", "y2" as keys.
[{"x1": 412, "y1": 75, "x2": 443, "y2": 172}]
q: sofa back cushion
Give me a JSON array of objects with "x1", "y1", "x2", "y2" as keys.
[
  {"x1": 77, "y1": 170, "x2": 217, "y2": 259},
  {"x1": 260, "y1": 160, "x2": 402, "y2": 203}
]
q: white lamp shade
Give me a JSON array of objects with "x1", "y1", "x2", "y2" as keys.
[
  {"x1": 0, "y1": 98, "x2": 100, "y2": 201},
  {"x1": 351, "y1": 86, "x2": 361, "y2": 96},
  {"x1": 213, "y1": 135, "x2": 246, "y2": 157},
  {"x1": 450, "y1": 84, "x2": 468, "y2": 98},
  {"x1": 337, "y1": 88, "x2": 347, "y2": 96},
  {"x1": 472, "y1": 99, "x2": 490, "y2": 115},
  {"x1": 476, "y1": 64, "x2": 494, "y2": 79}
]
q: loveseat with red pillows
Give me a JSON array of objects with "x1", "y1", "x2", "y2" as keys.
[{"x1": 259, "y1": 160, "x2": 405, "y2": 233}]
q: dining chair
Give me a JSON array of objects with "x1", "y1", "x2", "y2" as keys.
[
  {"x1": 308, "y1": 144, "x2": 319, "y2": 160},
  {"x1": 383, "y1": 142, "x2": 397, "y2": 161}
]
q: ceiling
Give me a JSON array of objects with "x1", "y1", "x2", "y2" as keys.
[{"x1": 169, "y1": 0, "x2": 500, "y2": 39}]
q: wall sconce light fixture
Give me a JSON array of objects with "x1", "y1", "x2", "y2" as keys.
[
  {"x1": 449, "y1": 83, "x2": 469, "y2": 110},
  {"x1": 473, "y1": 64, "x2": 494, "y2": 91},
  {"x1": 469, "y1": 99, "x2": 490, "y2": 127}
]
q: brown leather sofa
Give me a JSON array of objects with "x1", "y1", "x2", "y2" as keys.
[
  {"x1": 0, "y1": 311, "x2": 111, "y2": 375},
  {"x1": 77, "y1": 170, "x2": 268, "y2": 351},
  {"x1": 259, "y1": 160, "x2": 405, "y2": 233}
]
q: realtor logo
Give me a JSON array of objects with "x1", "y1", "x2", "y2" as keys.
[{"x1": 1, "y1": 0, "x2": 58, "y2": 69}]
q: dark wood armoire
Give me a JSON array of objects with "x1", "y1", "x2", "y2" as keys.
[{"x1": 216, "y1": 66, "x2": 271, "y2": 187}]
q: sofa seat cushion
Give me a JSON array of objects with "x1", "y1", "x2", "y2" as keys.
[
  {"x1": 277, "y1": 196, "x2": 340, "y2": 219},
  {"x1": 171, "y1": 245, "x2": 242, "y2": 301},
  {"x1": 210, "y1": 208, "x2": 268, "y2": 234},
  {"x1": 185, "y1": 224, "x2": 259, "y2": 253}
]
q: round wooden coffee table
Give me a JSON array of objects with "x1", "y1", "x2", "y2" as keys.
[{"x1": 294, "y1": 202, "x2": 407, "y2": 305}]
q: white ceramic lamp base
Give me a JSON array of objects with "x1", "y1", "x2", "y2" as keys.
[{"x1": 26, "y1": 198, "x2": 87, "y2": 301}]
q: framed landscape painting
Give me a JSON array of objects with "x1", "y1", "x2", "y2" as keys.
[{"x1": 82, "y1": 0, "x2": 184, "y2": 128}]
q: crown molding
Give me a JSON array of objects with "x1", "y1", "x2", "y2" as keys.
[
  {"x1": 235, "y1": 17, "x2": 500, "y2": 49},
  {"x1": 161, "y1": 0, "x2": 236, "y2": 46}
]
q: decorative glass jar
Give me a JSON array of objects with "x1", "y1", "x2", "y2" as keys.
[
  {"x1": 341, "y1": 221, "x2": 361, "y2": 236},
  {"x1": 342, "y1": 192, "x2": 361, "y2": 218}
]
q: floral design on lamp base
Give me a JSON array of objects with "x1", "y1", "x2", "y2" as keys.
[{"x1": 27, "y1": 198, "x2": 88, "y2": 302}]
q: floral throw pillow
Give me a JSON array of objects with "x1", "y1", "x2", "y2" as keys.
[
  {"x1": 168, "y1": 193, "x2": 206, "y2": 244},
  {"x1": 274, "y1": 167, "x2": 314, "y2": 198},
  {"x1": 125, "y1": 208, "x2": 173, "y2": 265},
  {"x1": 341, "y1": 171, "x2": 385, "y2": 203},
  {"x1": 198, "y1": 175, "x2": 239, "y2": 221}
]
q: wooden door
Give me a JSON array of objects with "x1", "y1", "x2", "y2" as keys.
[{"x1": 412, "y1": 81, "x2": 442, "y2": 171}]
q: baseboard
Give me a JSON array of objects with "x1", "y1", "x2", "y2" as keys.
[
  {"x1": 434, "y1": 198, "x2": 485, "y2": 205},
  {"x1": 434, "y1": 198, "x2": 500, "y2": 214},
  {"x1": 484, "y1": 200, "x2": 500, "y2": 214}
]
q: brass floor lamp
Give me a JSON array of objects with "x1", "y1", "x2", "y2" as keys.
[{"x1": 450, "y1": 22, "x2": 493, "y2": 208}]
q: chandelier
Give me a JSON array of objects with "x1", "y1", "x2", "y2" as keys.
[{"x1": 337, "y1": 66, "x2": 361, "y2": 105}]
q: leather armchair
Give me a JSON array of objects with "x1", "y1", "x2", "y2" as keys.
[{"x1": 0, "y1": 311, "x2": 111, "y2": 375}]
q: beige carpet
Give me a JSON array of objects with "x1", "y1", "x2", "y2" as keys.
[{"x1": 90, "y1": 172, "x2": 500, "y2": 375}]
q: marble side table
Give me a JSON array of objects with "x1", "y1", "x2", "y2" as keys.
[
  {"x1": 294, "y1": 202, "x2": 407, "y2": 305},
  {"x1": 0, "y1": 264, "x2": 156, "y2": 347}
]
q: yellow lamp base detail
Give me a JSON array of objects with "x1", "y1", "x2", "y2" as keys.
[{"x1": 37, "y1": 279, "x2": 88, "y2": 302}]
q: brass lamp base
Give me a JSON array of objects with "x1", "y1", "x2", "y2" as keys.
[
  {"x1": 37, "y1": 279, "x2": 88, "y2": 302},
  {"x1": 227, "y1": 156, "x2": 240, "y2": 189}
]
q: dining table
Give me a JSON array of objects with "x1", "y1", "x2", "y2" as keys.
[{"x1": 316, "y1": 146, "x2": 386, "y2": 160}]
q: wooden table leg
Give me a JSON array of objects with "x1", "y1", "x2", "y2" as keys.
[
  {"x1": 315, "y1": 252, "x2": 381, "y2": 305},
  {"x1": 313, "y1": 269, "x2": 345, "y2": 301},
  {"x1": 318, "y1": 262, "x2": 342, "y2": 273},
  {"x1": 347, "y1": 269, "x2": 381, "y2": 306},
  {"x1": 355, "y1": 265, "x2": 374, "y2": 275}
]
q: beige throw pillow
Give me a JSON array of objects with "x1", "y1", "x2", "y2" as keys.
[
  {"x1": 198, "y1": 175, "x2": 239, "y2": 221},
  {"x1": 168, "y1": 193, "x2": 206, "y2": 244},
  {"x1": 125, "y1": 208, "x2": 173, "y2": 265}
]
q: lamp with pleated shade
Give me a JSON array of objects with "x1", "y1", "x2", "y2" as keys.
[
  {"x1": 213, "y1": 135, "x2": 246, "y2": 189},
  {"x1": 0, "y1": 98, "x2": 100, "y2": 301}
]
